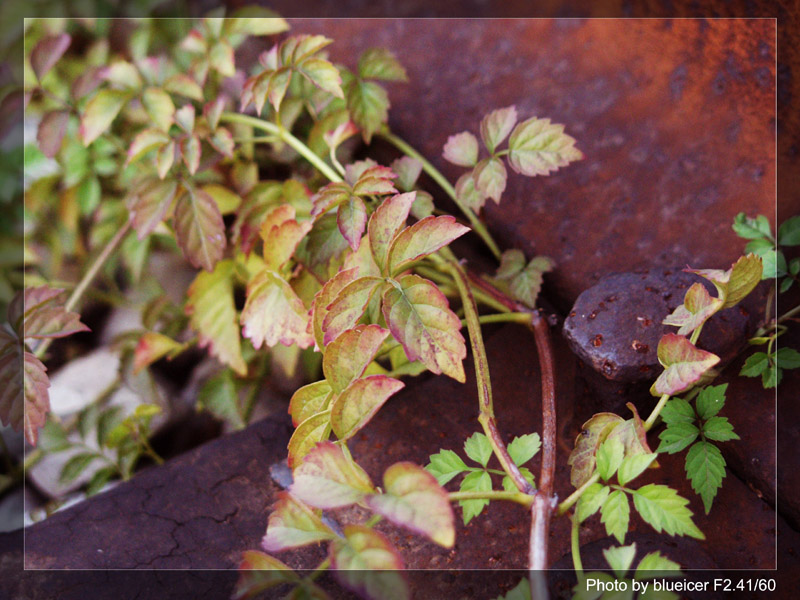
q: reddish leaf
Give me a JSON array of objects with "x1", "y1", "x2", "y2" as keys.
[
  {"x1": 454, "y1": 171, "x2": 487, "y2": 212},
  {"x1": 126, "y1": 178, "x2": 178, "y2": 239},
  {"x1": 365, "y1": 462, "x2": 455, "y2": 547},
  {"x1": 322, "y1": 324, "x2": 389, "y2": 394},
  {"x1": 337, "y1": 195, "x2": 368, "y2": 251},
  {"x1": 387, "y1": 215, "x2": 470, "y2": 276},
  {"x1": 606, "y1": 403, "x2": 657, "y2": 462},
  {"x1": 180, "y1": 134, "x2": 201, "y2": 175},
  {"x1": 650, "y1": 334, "x2": 720, "y2": 396},
  {"x1": 298, "y1": 57, "x2": 344, "y2": 99},
  {"x1": 330, "y1": 526, "x2": 408, "y2": 600},
  {"x1": 23, "y1": 351, "x2": 50, "y2": 446},
  {"x1": 686, "y1": 254, "x2": 762, "y2": 310},
  {"x1": 382, "y1": 275, "x2": 466, "y2": 382},
  {"x1": 209, "y1": 40, "x2": 235, "y2": 77},
  {"x1": 351, "y1": 165, "x2": 398, "y2": 197},
  {"x1": 480, "y1": 106, "x2": 517, "y2": 154},
  {"x1": 133, "y1": 332, "x2": 184, "y2": 374},
  {"x1": 241, "y1": 270, "x2": 314, "y2": 350},
  {"x1": 203, "y1": 96, "x2": 226, "y2": 130},
  {"x1": 262, "y1": 492, "x2": 336, "y2": 553},
  {"x1": 367, "y1": 192, "x2": 415, "y2": 275},
  {"x1": 311, "y1": 182, "x2": 351, "y2": 218},
  {"x1": 443, "y1": 131, "x2": 479, "y2": 167},
  {"x1": 357, "y1": 48, "x2": 408, "y2": 82},
  {"x1": 290, "y1": 441, "x2": 375, "y2": 506},
  {"x1": 259, "y1": 205, "x2": 312, "y2": 271},
  {"x1": 567, "y1": 412, "x2": 624, "y2": 487},
  {"x1": 289, "y1": 380, "x2": 333, "y2": 427},
  {"x1": 164, "y1": 74, "x2": 204, "y2": 102},
  {"x1": 663, "y1": 282, "x2": 723, "y2": 336},
  {"x1": 0, "y1": 330, "x2": 23, "y2": 437},
  {"x1": 507, "y1": 116, "x2": 583, "y2": 177},
  {"x1": 21, "y1": 286, "x2": 90, "y2": 340},
  {"x1": 80, "y1": 89, "x2": 128, "y2": 145},
  {"x1": 346, "y1": 79, "x2": 389, "y2": 144},
  {"x1": 31, "y1": 33, "x2": 71, "y2": 81},
  {"x1": 473, "y1": 157, "x2": 507, "y2": 203},
  {"x1": 233, "y1": 182, "x2": 284, "y2": 254},
  {"x1": 342, "y1": 234, "x2": 382, "y2": 278},
  {"x1": 185, "y1": 260, "x2": 247, "y2": 375},
  {"x1": 322, "y1": 276, "x2": 384, "y2": 346},
  {"x1": 209, "y1": 127, "x2": 234, "y2": 157},
  {"x1": 37, "y1": 110, "x2": 69, "y2": 158},
  {"x1": 233, "y1": 551, "x2": 298, "y2": 600},
  {"x1": 173, "y1": 185, "x2": 226, "y2": 271},
  {"x1": 287, "y1": 412, "x2": 332, "y2": 468},
  {"x1": 309, "y1": 268, "x2": 360, "y2": 350},
  {"x1": 331, "y1": 375, "x2": 404, "y2": 440},
  {"x1": 71, "y1": 66, "x2": 105, "y2": 100}
]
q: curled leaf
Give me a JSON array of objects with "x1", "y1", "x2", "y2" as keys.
[
  {"x1": 650, "y1": 334, "x2": 720, "y2": 397},
  {"x1": 662, "y1": 282, "x2": 723, "y2": 335},
  {"x1": 686, "y1": 254, "x2": 762, "y2": 309},
  {"x1": 567, "y1": 413, "x2": 624, "y2": 488}
]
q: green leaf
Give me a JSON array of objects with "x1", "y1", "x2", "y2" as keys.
[
  {"x1": 685, "y1": 441, "x2": 726, "y2": 514},
  {"x1": 358, "y1": 48, "x2": 408, "y2": 82},
  {"x1": 290, "y1": 441, "x2": 375, "y2": 508},
  {"x1": 86, "y1": 466, "x2": 117, "y2": 496},
  {"x1": 233, "y1": 551, "x2": 299, "y2": 600},
  {"x1": 142, "y1": 87, "x2": 175, "y2": 133},
  {"x1": 37, "y1": 110, "x2": 69, "y2": 158},
  {"x1": 80, "y1": 89, "x2": 128, "y2": 145},
  {"x1": 600, "y1": 489, "x2": 630, "y2": 544},
  {"x1": 657, "y1": 422, "x2": 699, "y2": 454},
  {"x1": 180, "y1": 134, "x2": 201, "y2": 175},
  {"x1": 262, "y1": 492, "x2": 336, "y2": 552},
  {"x1": 494, "y1": 578, "x2": 531, "y2": 600},
  {"x1": 732, "y1": 213, "x2": 773, "y2": 241},
  {"x1": 458, "y1": 470, "x2": 491, "y2": 525},
  {"x1": 507, "y1": 116, "x2": 583, "y2": 177},
  {"x1": 329, "y1": 526, "x2": 408, "y2": 600},
  {"x1": 323, "y1": 324, "x2": 390, "y2": 394},
  {"x1": 209, "y1": 127, "x2": 234, "y2": 157},
  {"x1": 289, "y1": 380, "x2": 332, "y2": 427},
  {"x1": 659, "y1": 398, "x2": 696, "y2": 425},
  {"x1": 209, "y1": 40, "x2": 235, "y2": 77},
  {"x1": 778, "y1": 215, "x2": 800, "y2": 246},
  {"x1": 631, "y1": 484, "x2": 705, "y2": 539},
  {"x1": 174, "y1": 103, "x2": 195, "y2": 133},
  {"x1": 387, "y1": 215, "x2": 470, "y2": 276},
  {"x1": 701, "y1": 417, "x2": 739, "y2": 442},
  {"x1": 596, "y1": 437, "x2": 625, "y2": 481},
  {"x1": 241, "y1": 270, "x2": 313, "y2": 350},
  {"x1": 298, "y1": 57, "x2": 344, "y2": 99},
  {"x1": 695, "y1": 384, "x2": 727, "y2": 419},
  {"x1": 650, "y1": 334, "x2": 720, "y2": 396},
  {"x1": 762, "y1": 361, "x2": 779, "y2": 388},
  {"x1": 351, "y1": 164, "x2": 398, "y2": 196},
  {"x1": 473, "y1": 157, "x2": 507, "y2": 203},
  {"x1": 426, "y1": 449, "x2": 469, "y2": 486},
  {"x1": 480, "y1": 106, "x2": 517, "y2": 154},
  {"x1": 776, "y1": 347, "x2": 800, "y2": 369},
  {"x1": 744, "y1": 237, "x2": 774, "y2": 256},
  {"x1": 337, "y1": 195, "x2": 368, "y2": 251},
  {"x1": 662, "y1": 282, "x2": 723, "y2": 336},
  {"x1": 603, "y1": 544, "x2": 637, "y2": 579},
  {"x1": 507, "y1": 433, "x2": 541, "y2": 466},
  {"x1": 132, "y1": 331, "x2": 184, "y2": 374},
  {"x1": 391, "y1": 157, "x2": 423, "y2": 192},
  {"x1": 455, "y1": 172, "x2": 486, "y2": 212},
  {"x1": 346, "y1": 79, "x2": 388, "y2": 143},
  {"x1": 740, "y1": 351, "x2": 769, "y2": 378},
  {"x1": 367, "y1": 192, "x2": 415, "y2": 275},
  {"x1": 156, "y1": 141, "x2": 175, "y2": 179},
  {"x1": 164, "y1": 74, "x2": 204, "y2": 102},
  {"x1": 382, "y1": 275, "x2": 466, "y2": 382},
  {"x1": 634, "y1": 551, "x2": 681, "y2": 578},
  {"x1": 59, "y1": 452, "x2": 99, "y2": 484},
  {"x1": 567, "y1": 412, "x2": 624, "y2": 487},
  {"x1": 443, "y1": 131, "x2": 479, "y2": 167},
  {"x1": 331, "y1": 375, "x2": 404, "y2": 440},
  {"x1": 366, "y1": 461, "x2": 455, "y2": 547},
  {"x1": 687, "y1": 254, "x2": 763, "y2": 309},
  {"x1": 20, "y1": 286, "x2": 90, "y2": 340},
  {"x1": 173, "y1": 186, "x2": 226, "y2": 271},
  {"x1": 577, "y1": 483, "x2": 610, "y2": 522},
  {"x1": 572, "y1": 572, "x2": 616, "y2": 600},
  {"x1": 503, "y1": 255, "x2": 554, "y2": 309},
  {"x1": 410, "y1": 191, "x2": 435, "y2": 220},
  {"x1": 197, "y1": 369, "x2": 244, "y2": 430},
  {"x1": 31, "y1": 33, "x2": 71, "y2": 81},
  {"x1": 287, "y1": 411, "x2": 331, "y2": 469},
  {"x1": 96, "y1": 406, "x2": 123, "y2": 447},
  {"x1": 186, "y1": 259, "x2": 246, "y2": 375},
  {"x1": 617, "y1": 453, "x2": 658, "y2": 486},
  {"x1": 464, "y1": 432, "x2": 493, "y2": 467},
  {"x1": 501, "y1": 467, "x2": 535, "y2": 492},
  {"x1": 126, "y1": 128, "x2": 170, "y2": 165}
]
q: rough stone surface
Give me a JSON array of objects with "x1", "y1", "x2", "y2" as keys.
[{"x1": 563, "y1": 268, "x2": 759, "y2": 384}]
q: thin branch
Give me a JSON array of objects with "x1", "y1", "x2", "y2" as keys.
[
  {"x1": 446, "y1": 260, "x2": 535, "y2": 496},
  {"x1": 528, "y1": 309, "x2": 557, "y2": 586},
  {"x1": 448, "y1": 489, "x2": 534, "y2": 507}
]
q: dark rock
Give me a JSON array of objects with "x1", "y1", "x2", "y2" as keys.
[{"x1": 563, "y1": 268, "x2": 759, "y2": 384}]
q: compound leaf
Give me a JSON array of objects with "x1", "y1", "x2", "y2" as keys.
[
  {"x1": 600, "y1": 489, "x2": 630, "y2": 544},
  {"x1": 173, "y1": 186, "x2": 226, "y2": 271},
  {"x1": 568, "y1": 413, "x2": 624, "y2": 487},
  {"x1": 480, "y1": 106, "x2": 517, "y2": 154},
  {"x1": 367, "y1": 192, "x2": 415, "y2": 274},
  {"x1": 631, "y1": 484, "x2": 704, "y2": 539},
  {"x1": 426, "y1": 449, "x2": 469, "y2": 486}
]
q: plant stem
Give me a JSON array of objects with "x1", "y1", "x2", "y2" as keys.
[
  {"x1": 556, "y1": 473, "x2": 600, "y2": 517},
  {"x1": 220, "y1": 112, "x2": 343, "y2": 183},
  {"x1": 379, "y1": 130, "x2": 502, "y2": 260},
  {"x1": 528, "y1": 309, "x2": 557, "y2": 578},
  {"x1": 643, "y1": 393, "x2": 671, "y2": 431},
  {"x1": 448, "y1": 490, "x2": 534, "y2": 507},
  {"x1": 777, "y1": 303, "x2": 800, "y2": 325},
  {"x1": 445, "y1": 260, "x2": 534, "y2": 496},
  {"x1": 33, "y1": 221, "x2": 132, "y2": 360},
  {"x1": 571, "y1": 512, "x2": 585, "y2": 583},
  {"x1": 308, "y1": 557, "x2": 331, "y2": 582},
  {"x1": 462, "y1": 312, "x2": 533, "y2": 327}
]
